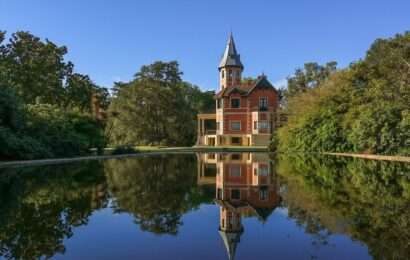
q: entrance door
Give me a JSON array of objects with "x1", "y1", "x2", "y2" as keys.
[{"x1": 208, "y1": 137, "x2": 215, "y2": 146}]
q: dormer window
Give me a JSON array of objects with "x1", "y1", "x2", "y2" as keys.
[{"x1": 259, "y1": 97, "x2": 268, "y2": 111}]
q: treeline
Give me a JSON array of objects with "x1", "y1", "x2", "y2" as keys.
[
  {"x1": 274, "y1": 32, "x2": 410, "y2": 156},
  {"x1": 107, "y1": 61, "x2": 214, "y2": 146},
  {"x1": 0, "y1": 31, "x2": 110, "y2": 159},
  {"x1": 0, "y1": 31, "x2": 214, "y2": 160},
  {"x1": 277, "y1": 154, "x2": 410, "y2": 259}
]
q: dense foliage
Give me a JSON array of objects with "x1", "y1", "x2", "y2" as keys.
[
  {"x1": 276, "y1": 32, "x2": 410, "y2": 155},
  {"x1": 0, "y1": 31, "x2": 109, "y2": 159},
  {"x1": 107, "y1": 61, "x2": 214, "y2": 146},
  {"x1": 0, "y1": 154, "x2": 213, "y2": 258},
  {"x1": 277, "y1": 154, "x2": 410, "y2": 259},
  {"x1": 0, "y1": 87, "x2": 105, "y2": 159}
]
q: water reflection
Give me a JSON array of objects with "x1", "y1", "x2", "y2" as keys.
[
  {"x1": 197, "y1": 153, "x2": 281, "y2": 260},
  {"x1": 0, "y1": 153, "x2": 409, "y2": 259}
]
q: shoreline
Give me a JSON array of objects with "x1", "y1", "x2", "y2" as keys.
[
  {"x1": 1, "y1": 147, "x2": 409, "y2": 169},
  {"x1": 0, "y1": 146, "x2": 269, "y2": 168}
]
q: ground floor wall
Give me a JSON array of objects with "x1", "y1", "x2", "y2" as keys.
[{"x1": 198, "y1": 134, "x2": 272, "y2": 146}]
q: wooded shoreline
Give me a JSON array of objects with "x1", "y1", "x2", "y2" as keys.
[{"x1": 1, "y1": 148, "x2": 409, "y2": 169}]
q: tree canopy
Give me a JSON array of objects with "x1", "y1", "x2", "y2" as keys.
[
  {"x1": 274, "y1": 31, "x2": 410, "y2": 155},
  {"x1": 107, "y1": 61, "x2": 214, "y2": 146}
]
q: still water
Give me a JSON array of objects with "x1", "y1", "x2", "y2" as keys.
[{"x1": 1, "y1": 153, "x2": 409, "y2": 260}]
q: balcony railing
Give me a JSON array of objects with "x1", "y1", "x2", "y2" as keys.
[{"x1": 205, "y1": 130, "x2": 216, "y2": 135}]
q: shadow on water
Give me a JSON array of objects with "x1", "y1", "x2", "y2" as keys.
[{"x1": 0, "y1": 153, "x2": 409, "y2": 259}]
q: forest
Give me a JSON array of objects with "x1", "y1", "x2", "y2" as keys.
[
  {"x1": 0, "y1": 31, "x2": 214, "y2": 160},
  {"x1": 275, "y1": 32, "x2": 410, "y2": 156}
]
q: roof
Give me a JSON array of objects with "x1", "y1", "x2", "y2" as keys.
[
  {"x1": 215, "y1": 75, "x2": 277, "y2": 98},
  {"x1": 219, "y1": 230, "x2": 242, "y2": 260},
  {"x1": 219, "y1": 33, "x2": 244, "y2": 69}
]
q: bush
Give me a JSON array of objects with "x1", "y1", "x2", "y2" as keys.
[{"x1": 0, "y1": 88, "x2": 105, "y2": 160}]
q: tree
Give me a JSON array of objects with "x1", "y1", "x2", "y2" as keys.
[
  {"x1": 107, "y1": 61, "x2": 213, "y2": 146},
  {"x1": 0, "y1": 31, "x2": 108, "y2": 112},
  {"x1": 285, "y1": 61, "x2": 337, "y2": 99},
  {"x1": 0, "y1": 31, "x2": 72, "y2": 105},
  {"x1": 65, "y1": 73, "x2": 98, "y2": 113},
  {"x1": 275, "y1": 32, "x2": 410, "y2": 156}
]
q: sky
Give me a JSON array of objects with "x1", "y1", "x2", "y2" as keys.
[{"x1": 1, "y1": 0, "x2": 409, "y2": 90}]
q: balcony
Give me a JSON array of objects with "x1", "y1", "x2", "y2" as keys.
[{"x1": 205, "y1": 130, "x2": 217, "y2": 135}]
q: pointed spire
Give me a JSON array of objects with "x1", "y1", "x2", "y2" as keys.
[
  {"x1": 219, "y1": 230, "x2": 242, "y2": 260},
  {"x1": 219, "y1": 33, "x2": 244, "y2": 70}
]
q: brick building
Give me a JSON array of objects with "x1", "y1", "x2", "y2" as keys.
[{"x1": 197, "y1": 34, "x2": 279, "y2": 146}]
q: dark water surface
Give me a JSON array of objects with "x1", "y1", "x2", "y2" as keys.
[{"x1": 1, "y1": 153, "x2": 409, "y2": 260}]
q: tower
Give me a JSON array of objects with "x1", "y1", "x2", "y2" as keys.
[
  {"x1": 219, "y1": 33, "x2": 244, "y2": 90},
  {"x1": 218, "y1": 206, "x2": 243, "y2": 260}
]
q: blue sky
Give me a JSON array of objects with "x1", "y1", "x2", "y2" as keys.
[{"x1": 1, "y1": 0, "x2": 409, "y2": 90}]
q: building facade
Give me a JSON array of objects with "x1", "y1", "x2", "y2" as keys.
[{"x1": 197, "y1": 34, "x2": 279, "y2": 146}]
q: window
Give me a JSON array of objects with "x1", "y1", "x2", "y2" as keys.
[
  {"x1": 231, "y1": 189, "x2": 241, "y2": 200},
  {"x1": 217, "y1": 99, "x2": 221, "y2": 109},
  {"x1": 222, "y1": 70, "x2": 225, "y2": 78},
  {"x1": 230, "y1": 121, "x2": 241, "y2": 131},
  {"x1": 259, "y1": 97, "x2": 268, "y2": 111},
  {"x1": 230, "y1": 165, "x2": 241, "y2": 177},
  {"x1": 254, "y1": 121, "x2": 257, "y2": 130},
  {"x1": 259, "y1": 186, "x2": 268, "y2": 200},
  {"x1": 229, "y1": 69, "x2": 233, "y2": 77},
  {"x1": 258, "y1": 121, "x2": 269, "y2": 129},
  {"x1": 231, "y1": 98, "x2": 240, "y2": 108},
  {"x1": 231, "y1": 154, "x2": 241, "y2": 160},
  {"x1": 259, "y1": 166, "x2": 269, "y2": 176},
  {"x1": 231, "y1": 137, "x2": 241, "y2": 145}
]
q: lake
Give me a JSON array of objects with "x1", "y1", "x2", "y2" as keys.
[{"x1": 0, "y1": 152, "x2": 409, "y2": 259}]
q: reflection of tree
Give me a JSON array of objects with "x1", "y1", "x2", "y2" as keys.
[
  {"x1": 278, "y1": 154, "x2": 410, "y2": 259},
  {"x1": 105, "y1": 154, "x2": 213, "y2": 235},
  {"x1": 0, "y1": 161, "x2": 107, "y2": 259}
]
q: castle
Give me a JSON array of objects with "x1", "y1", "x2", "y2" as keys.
[{"x1": 197, "y1": 34, "x2": 279, "y2": 146}]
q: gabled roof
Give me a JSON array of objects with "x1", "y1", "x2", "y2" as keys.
[
  {"x1": 215, "y1": 75, "x2": 277, "y2": 98},
  {"x1": 219, "y1": 33, "x2": 244, "y2": 69}
]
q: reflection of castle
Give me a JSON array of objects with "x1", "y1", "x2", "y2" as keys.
[{"x1": 197, "y1": 153, "x2": 281, "y2": 260}]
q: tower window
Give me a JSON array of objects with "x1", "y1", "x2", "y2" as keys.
[
  {"x1": 229, "y1": 69, "x2": 233, "y2": 77},
  {"x1": 221, "y1": 70, "x2": 225, "y2": 78}
]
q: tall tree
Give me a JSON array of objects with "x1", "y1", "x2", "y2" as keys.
[{"x1": 285, "y1": 61, "x2": 337, "y2": 99}]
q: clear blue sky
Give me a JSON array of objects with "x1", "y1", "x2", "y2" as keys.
[{"x1": 1, "y1": 0, "x2": 409, "y2": 90}]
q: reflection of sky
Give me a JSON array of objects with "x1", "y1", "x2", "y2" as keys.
[{"x1": 58, "y1": 203, "x2": 370, "y2": 260}]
